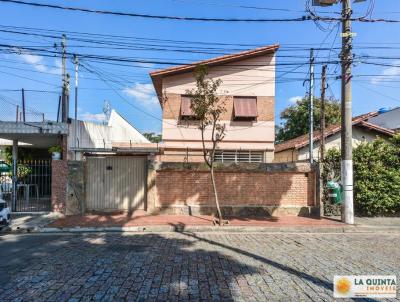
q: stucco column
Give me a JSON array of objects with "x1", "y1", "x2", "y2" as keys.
[{"x1": 11, "y1": 139, "x2": 18, "y2": 211}]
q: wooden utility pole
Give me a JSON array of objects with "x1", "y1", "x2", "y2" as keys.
[
  {"x1": 308, "y1": 48, "x2": 315, "y2": 164},
  {"x1": 57, "y1": 95, "x2": 61, "y2": 122},
  {"x1": 341, "y1": 0, "x2": 354, "y2": 225},
  {"x1": 21, "y1": 88, "x2": 26, "y2": 122},
  {"x1": 320, "y1": 65, "x2": 327, "y2": 163}
]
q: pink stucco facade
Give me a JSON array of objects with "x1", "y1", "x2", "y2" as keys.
[{"x1": 151, "y1": 47, "x2": 278, "y2": 162}]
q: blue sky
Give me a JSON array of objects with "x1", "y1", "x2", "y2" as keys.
[{"x1": 0, "y1": 0, "x2": 399, "y2": 134}]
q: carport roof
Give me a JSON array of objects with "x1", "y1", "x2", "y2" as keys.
[{"x1": 0, "y1": 121, "x2": 68, "y2": 148}]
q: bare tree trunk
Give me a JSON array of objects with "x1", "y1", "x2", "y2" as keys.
[{"x1": 210, "y1": 164, "x2": 223, "y2": 225}]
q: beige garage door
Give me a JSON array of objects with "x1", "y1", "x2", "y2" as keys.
[{"x1": 86, "y1": 156, "x2": 146, "y2": 211}]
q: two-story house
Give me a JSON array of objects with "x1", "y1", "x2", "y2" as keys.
[{"x1": 150, "y1": 44, "x2": 279, "y2": 163}]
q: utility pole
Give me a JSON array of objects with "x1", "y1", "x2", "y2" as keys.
[
  {"x1": 74, "y1": 54, "x2": 79, "y2": 159},
  {"x1": 309, "y1": 48, "x2": 315, "y2": 164},
  {"x1": 61, "y1": 34, "x2": 68, "y2": 122},
  {"x1": 320, "y1": 65, "x2": 327, "y2": 163},
  {"x1": 21, "y1": 88, "x2": 26, "y2": 122},
  {"x1": 341, "y1": 0, "x2": 354, "y2": 225},
  {"x1": 311, "y1": 0, "x2": 359, "y2": 225}
]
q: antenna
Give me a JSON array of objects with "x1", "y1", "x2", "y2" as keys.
[{"x1": 103, "y1": 100, "x2": 111, "y2": 124}]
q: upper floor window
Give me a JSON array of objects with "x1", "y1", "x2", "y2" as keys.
[
  {"x1": 180, "y1": 95, "x2": 196, "y2": 120},
  {"x1": 233, "y1": 96, "x2": 257, "y2": 121}
]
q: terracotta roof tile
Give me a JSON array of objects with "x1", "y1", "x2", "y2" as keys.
[{"x1": 275, "y1": 111, "x2": 394, "y2": 153}]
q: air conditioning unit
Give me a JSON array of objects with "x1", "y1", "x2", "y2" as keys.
[{"x1": 312, "y1": 0, "x2": 338, "y2": 6}]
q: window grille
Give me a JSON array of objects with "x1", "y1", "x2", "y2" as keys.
[{"x1": 214, "y1": 150, "x2": 263, "y2": 163}]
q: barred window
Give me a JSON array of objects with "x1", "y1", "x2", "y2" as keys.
[{"x1": 214, "y1": 150, "x2": 264, "y2": 163}]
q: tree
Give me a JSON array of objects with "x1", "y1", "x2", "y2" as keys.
[
  {"x1": 276, "y1": 96, "x2": 341, "y2": 142},
  {"x1": 186, "y1": 66, "x2": 227, "y2": 225},
  {"x1": 143, "y1": 132, "x2": 162, "y2": 143},
  {"x1": 323, "y1": 134, "x2": 400, "y2": 216}
]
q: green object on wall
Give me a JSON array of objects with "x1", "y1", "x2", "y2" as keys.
[{"x1": 327, "y1": 180, "x2": 343, "y2": 204}]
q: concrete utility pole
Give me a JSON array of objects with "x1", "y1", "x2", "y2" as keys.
[
  {"x1": 320, "y1": 65, "x2": 327, "y2": 163},
  {"x1": 74, "y1": 54, "x2": 79, "y2": 159},
  {"x1": 309, "y1": 48, "x2": 315, "y2": 164},
  {"x1": 341, "y1": 0, "x2": 354, "y2": 224},
  {"x1": 61, "y1": 34, "x2": 68, "y2": 123},
  {"x1": 312, "y1": 0, "x2": 358, "y2": 225},
  {"x1": 11, "y1": 140, "x2": 18, "y2": 211}
]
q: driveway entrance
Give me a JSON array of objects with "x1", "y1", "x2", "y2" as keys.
[{"x1": 86, "y1": 156, "x2": 146, "y2": 212}]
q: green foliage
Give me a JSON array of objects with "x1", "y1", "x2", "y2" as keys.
[
  {"x1": 48, "y1": 145, "x2": 62, "y2": 153},
  {"x1": 143, "y1": 132, "x2": 162, "y2": 143},
  {"x1": 4, "y1": 147, "x2": 33, "y2": 180},
  {"x1": 323, "y1": 135, "x2": 400, "y2": 216},
  {"x1": 16, "y1": 165, "x2": 32, "y2": 179},
  {"x1": 276, "y1": 97, "x2": 341, "y2": 142},
  {"x1": 4, "y1": 146, "x2": 33, "y2": 164},
  {"x1": 185, "y1": 65, "x2": 226, "y2": 167},
  {"x1": 5, "y1": 147, "x2": 32, "y2": 180}
]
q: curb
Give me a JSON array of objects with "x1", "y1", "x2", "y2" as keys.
[{"x1": 2, "y1": 224, "x2": 400, "y2": 234}]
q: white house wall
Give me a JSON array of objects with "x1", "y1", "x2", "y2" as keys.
[{"x1": 297, "y1": 127, "x2": 384, "y2": 161}]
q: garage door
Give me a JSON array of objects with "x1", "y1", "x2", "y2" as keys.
[{"x1": 86, "y1": 156, "x2": 146, "y2": 211}]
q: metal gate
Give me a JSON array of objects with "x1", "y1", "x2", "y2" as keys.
[
  {"x1": 86, "y1": 156, "x2": 146, "y2": 212},
  {"x1": 0, "y1": 160, "x2": 51, "y2": 212}
]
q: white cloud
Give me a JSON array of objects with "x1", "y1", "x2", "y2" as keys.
[
  {"x1": 371, "y1": 60, "x2": 400, "y2": 85},
  {"x1": 135, "y1": 62, "x2": 155, "y2": 69},
  {"x1": 123, "y1": 83, "x2": 158, "y2": 106},
  {"x1": 14, "y1": 48, "x2": 61, "y2": 75},
  {"x1": 288, "y1": 96, "x2": 302, "y2": 104},
  {"x1": 80, "y1": 112, "x2": 106, "y2": 122}
]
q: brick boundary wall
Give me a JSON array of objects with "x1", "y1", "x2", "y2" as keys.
[
  {"x1": 51, "y1": 135, "x2": 68, "y2": 213},
  {"x1": 153, "y1": 162, "x2": 319, "y2": 216}
]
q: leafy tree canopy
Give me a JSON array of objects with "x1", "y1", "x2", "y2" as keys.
[
  {"x1": 143, "y1": 132, "x2": 162, "y2": 143},
  {"x1": 323, "y1": 134, "x2": 400, "y2": 216},
  {"x1": 276, "y1": 96, "x2": 341, "y2": 142}
]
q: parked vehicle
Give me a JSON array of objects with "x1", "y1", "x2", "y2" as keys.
[{"x1": 0, "y1": 197, "x2": 11, "y2": 226}]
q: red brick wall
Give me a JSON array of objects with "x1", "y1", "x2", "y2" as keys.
[
  {"x1": 51, "y1": 135, "x2": 68, "y2": 212},
  {"x1": 156, "y1": 170, "x2": 316, "y2": 207}
]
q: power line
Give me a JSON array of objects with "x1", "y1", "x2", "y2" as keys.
[
  {"x1": 0, "y1": 0, "x2": 311, "y2": 22},
  {"x1": 0, "y1": 0, "x2": 398, "y2": 23}
]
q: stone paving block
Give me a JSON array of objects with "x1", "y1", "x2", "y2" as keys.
[{"x1": 1, "y1": 232, "x2": 400, "y2": 301}]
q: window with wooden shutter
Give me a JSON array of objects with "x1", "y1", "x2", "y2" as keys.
[
  {"x1": 180, "y1": 96, "x2": 194, "y2": 118},
  {"x1": 233, "y1": 96, "x2": 257, "y2": 121}
]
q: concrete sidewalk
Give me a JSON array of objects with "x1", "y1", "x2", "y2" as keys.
[
  {"x1": 42, "y1": 213, "x2": 347, "y2": 233},
  {"x1": 2, "y1": 212, "x2": 400, "y2": 233},
  {"x1": 0, "y1": 212, "x2": 63, "y2": 233}
]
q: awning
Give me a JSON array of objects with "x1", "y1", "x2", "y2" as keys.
[
  {"x1": 234, "y1": 97, "x2": 258, "y2": 118},
  {"x1": 0, "y1": 161, "x2": 11, "y2": 173},
  {"x1": 180, "y1": 96, "x2": 194, "y2": 116}
]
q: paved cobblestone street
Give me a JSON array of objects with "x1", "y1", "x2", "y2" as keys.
[{"x1": 0, "y1": 232, "x2": 399, "y2": 301}]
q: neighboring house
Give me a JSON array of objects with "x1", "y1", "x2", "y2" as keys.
[
  {"x1": 68, "y1": 109, "x2": 150, "y2": 160},
  {"x1": 274, "y1": 111, "x2": 395, "y2": 163},
  {"x1": 366, "y1": 107, "x2": 400, "y2": 132},
  {"x1": 150, "y1": 44, "x2": 279, "y2": 163}
]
